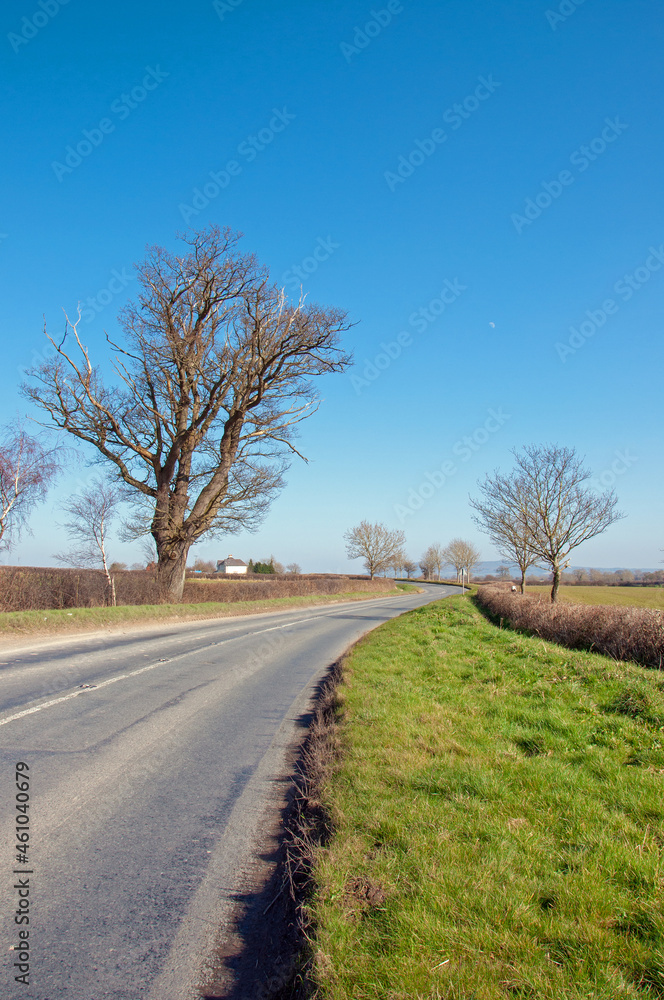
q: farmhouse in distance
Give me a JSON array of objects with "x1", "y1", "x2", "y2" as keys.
[{"x1": 215, "y1": 556, "x2": 248, "y2": 575}]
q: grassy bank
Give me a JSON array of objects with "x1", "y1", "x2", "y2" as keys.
[
  {"x1": 0, "y1": 589, "x2": 404, "y2": 640},
  {"x1": 528, "y1": 586, "x2": 664, "y2": 610},
  {"x1": 307, "y1": 597, "x2": 664, "y2": 999}
]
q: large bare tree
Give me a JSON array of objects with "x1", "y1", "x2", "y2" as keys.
[
  {"x1": 470, "y1": 469, "x2": 540, "y2": 593},
  {"x1": 24, "y1": 227, "x2": 352, "y2": 601},
  {"x1": 344, "y1": 521, "x2": 406, "y2": 579},
  {"x1": 0, "y1": 422, "x2": 60, "y2": 550},
  {"x1": 511, "y1": 444, "x2": 623, "y2": 602}
]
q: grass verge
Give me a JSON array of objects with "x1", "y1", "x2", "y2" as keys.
[
  {"x1": 0, "y1": 590, "x2": 404, "y2": 640},
  {"x1": 527, "y1": 586, "x2": 664, "y2": 610},
  {"x1": 305, "y1": 596, "x2": 664, "y2": 1000}
]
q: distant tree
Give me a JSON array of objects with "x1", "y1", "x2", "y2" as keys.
[
  {"x1": 286, "y1": 562, "x2": 301, "y2": 574},
  {"x1": 192, "y1": 558, "x2": 215, "y2": 573},
  {"x1": 572, "y1": 567, "x2": 587, "y2": 585},
  {"x1": 269, "y1": 555, "x2": 285, "y2": 574},
  {"x1": 470, "y1": 469, "x2": 539, "y2": 593},
  {"x1": 54, "y1": 479, "x2": 123, "y2": 605},
  {"x1": 389, "y1": 547, "x2": 407, "y2": 578},
  {"x1": 496, "y1": 564, "x2": 511, "y2": 579},
  {"x1": 0, "y1": 422, "x2": 61, "y2": 550},
  {"x1": 344, "y1": 521, "x2": 406, "y2": 579},
  {"x1": 108, "y1": 562, "x2": 127, "y2": 572},
  {"x1": 511, "y1": 445, "x2": 624, "y2": 602},
  {"x1": 442, "y1": 538, "x2": 481, "y2": 583},
  {"x1": 251, "y1": 559, "x2": 276, "y2": 574},
  {"x1": 402, "y1": 558, "x2": 417, "y2": 579}
]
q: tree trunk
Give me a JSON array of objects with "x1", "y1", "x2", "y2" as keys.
[
  {"x1": 520, "y1": 567, "x2": 526, "y2": 594},
  {"x1": 550, "y1": 564, "x2": 561, "y2": 603},
  {"x1": 156, "y1": 542, "x2": 190, "y2": 603}
]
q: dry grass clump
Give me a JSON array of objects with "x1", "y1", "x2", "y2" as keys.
[
  {"x1": 475, "y1": 585, "x2": 664, "y2": 669},
  {"x1": 0, "y1": 566, "x2": 393, "y2": 612}
]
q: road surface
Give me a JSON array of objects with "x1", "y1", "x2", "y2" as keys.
[{"x1": 0, "y1": 584, "x2": 460, "y2": 999}]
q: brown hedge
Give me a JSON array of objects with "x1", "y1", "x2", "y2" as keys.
[
  {"x1": 475, "y1": 585, "x2": 664, "y2": 670},
  {"x1": 0, "y1": 566, "x2": 395, "y2": 613}
]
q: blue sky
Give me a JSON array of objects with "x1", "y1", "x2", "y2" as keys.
[{"x1": 2, "y1": 0, "x2": 662, "y2": 572}]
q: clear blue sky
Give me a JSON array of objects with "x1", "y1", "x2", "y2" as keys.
[{"x1": 2, "y1": 0, "x2": 662, "y2": 572}]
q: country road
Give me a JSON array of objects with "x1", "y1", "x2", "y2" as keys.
[{"x1": 0, "y1": 584, "x2": 460, "y2": 1000}]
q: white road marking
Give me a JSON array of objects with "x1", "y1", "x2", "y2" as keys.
[{"x1": 0, "y1": 603, "x2": 389, "y2": 729}]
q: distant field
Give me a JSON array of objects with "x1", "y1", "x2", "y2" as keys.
[{"x1": 528, "y1": 585, "x2": 664, "y2": 609}]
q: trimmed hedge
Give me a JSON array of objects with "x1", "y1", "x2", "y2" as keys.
[
  {"x1": 475, "y1": 585, "x2": 664, "y2": 669},
  {"x1": 0, "y1": 566, "x2": 394, "y2": 612}
]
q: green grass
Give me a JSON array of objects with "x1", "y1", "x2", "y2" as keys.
[
  {"x1": 0, "y1": 590, "x2": 401, "y2": 639},
  {"x1": 308, "y1": 597, "x2": 664, "y2": 1000},
  {"x1": 528, "y1": 586, "x2": 664, "y2": 610}
]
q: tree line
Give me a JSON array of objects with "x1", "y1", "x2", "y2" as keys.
[{"x1": 1, "y1": 228, "x2": 634, "y2": 607}]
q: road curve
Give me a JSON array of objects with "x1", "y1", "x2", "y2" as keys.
[{"x1": 0, "y1": 584, "x2": 460, "y2": 999}]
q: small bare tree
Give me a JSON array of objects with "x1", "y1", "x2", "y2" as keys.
[
  {"x1": 344, "y1": 521, "x2": 406, "y2": 579},
  {"x1": 0, "y1": 423, "x2": 60, "y2": 549},
  {"x1": 470, "y1": 469, "x2": 540, "y2": 593},
  {"x1": 511, "y1": 445, "x2": 623, "y2": 602},
  {"x1": 443, "y1": 538, "x2": 481, "y2": 582},
  {"x1": 55, "y1": 479, "x2": 123, "y2": 605},
  {"x1": 24, "y1": 226, "x2": 352, "y2": 602},
  {"x1": 286, "y1": 562, "x2": 301, "y2": 574},
  {"x1": 402, "y1": 558, "x2": 417, "y2": 579}
]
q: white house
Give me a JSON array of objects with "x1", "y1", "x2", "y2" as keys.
[{"x1": 216, "y1": 555, "x2": 248, "y2": 575}]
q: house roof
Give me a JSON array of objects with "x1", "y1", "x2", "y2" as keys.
[{"x1": 217, "y1": 556, "x2": 247, "y2": 566}]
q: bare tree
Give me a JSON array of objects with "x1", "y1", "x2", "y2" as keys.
[
  {"x1": 286, "y1": 562, "x2": 301, "y2": 574},
  {"x1": 55, "y1": 479, "x2": 123, "y2": 605},
  {"x1": 402, "y1": 558, "x2": 417, "y2": 579},
  {"x1": 192, "y1": 558, "x2": 215, "y2": 572},
  {"x1": 386, "y1": 547, "x2": 405, "y2": 578},
  {"x1": 512, "y1": 444, "x2": 623, "y2": 602},
  {"x1": 344, "y1": 521, "x2": 406, "y2": 579},
  {"x1": 470, "y1": 469, "x2": 540, "y2": 593},
  {"x1": 496, "y1": 564, "x2": 511, "y2": 580},
  {"x1": 443, "y1": 538, "x2": 481, "y2": 582},
  {"x1": 24, "y1": 227, "x2": 352, "y2": 602},
  {"x1": 0, "y1": 422, "x2": 60, "y2": 550}
]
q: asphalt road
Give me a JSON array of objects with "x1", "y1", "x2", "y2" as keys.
[{"x1": 0, "y1": 584, "x2": 460, "y2": 1000}]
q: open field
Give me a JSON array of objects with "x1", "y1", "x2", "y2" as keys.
[
  {"x1": 0, "y1": 589, "x2": 408, "y2": 640},
  {"x1": 306, "y1": 597, "x2": 664, "y2": 999},
  {"x1": 528, "y1": 586, "x2": 664, "y2": 610}
]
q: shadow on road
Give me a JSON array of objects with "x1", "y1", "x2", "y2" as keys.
[{"x1": 199, "y1": 666, "x2": 337, "y2": 1000}]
